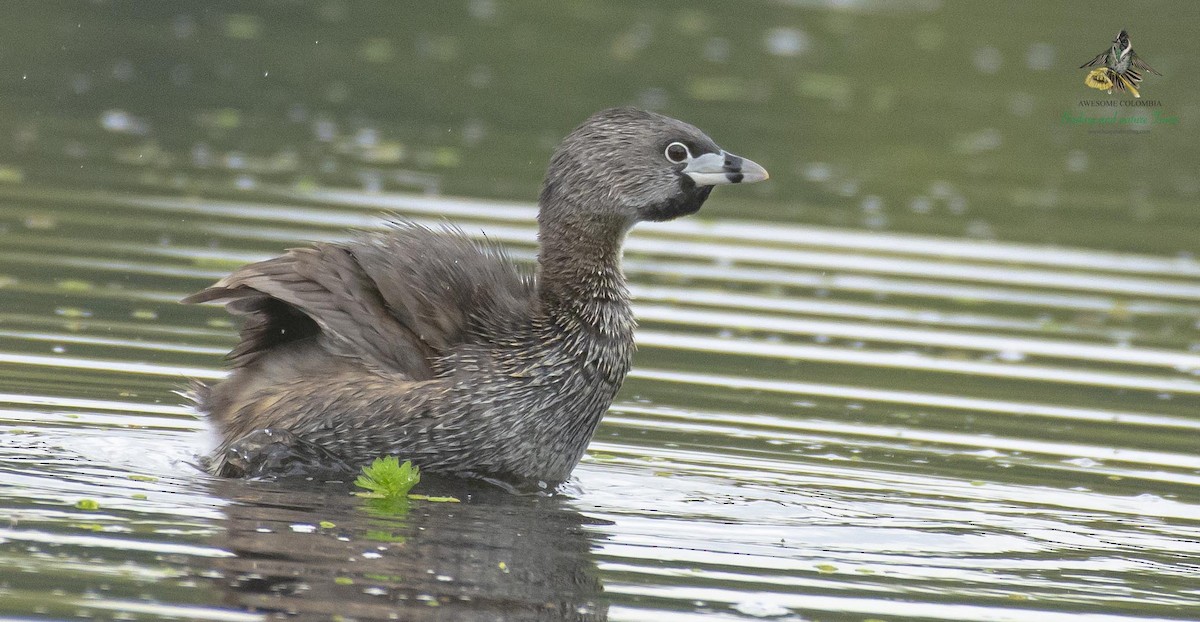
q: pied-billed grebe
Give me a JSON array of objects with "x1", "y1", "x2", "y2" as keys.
[{"x1": 185, "y1": 107, "x2": 768, "y2": 483}]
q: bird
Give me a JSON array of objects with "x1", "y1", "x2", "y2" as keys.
[
  {"x1": 1080, "y1": 29, "x2": 1161, "y2": 98},
  {"x1": 183, "y1": 107, "x2": 768, "y2": 484}
]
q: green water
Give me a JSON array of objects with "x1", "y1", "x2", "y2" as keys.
[{"x1": 1, "y1": 2, "x2": 1198, "y2": 621}]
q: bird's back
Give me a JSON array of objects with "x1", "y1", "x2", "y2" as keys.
[{"x1": 184, "y1": 221, "x2": 535, "y2": 425}]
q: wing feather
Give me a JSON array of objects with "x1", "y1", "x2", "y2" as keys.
[
  {"x1": 1130, "y1": 53, "x2": 1161, "y2": 75},
  {"x1": 183, "y1": 220, "x2": 535, "y2": 380},
  {"x1": 1079, "y1": 51, "x2": 1107, "y2": 69}
]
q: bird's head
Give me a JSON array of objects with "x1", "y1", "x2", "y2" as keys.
[{"x1": 539, "y1": 107, "x2": 768, "y2": 230}]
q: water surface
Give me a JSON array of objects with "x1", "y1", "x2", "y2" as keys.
[{"x1": 1, "y1": 2, "x2": 1198, "y2": 621}]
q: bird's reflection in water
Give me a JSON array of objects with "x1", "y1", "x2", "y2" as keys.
[{"x1": 206, "y1": 474, "x2": 609, "y2": 621}]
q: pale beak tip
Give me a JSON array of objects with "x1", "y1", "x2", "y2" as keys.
[{"x1": 738, "y1": 158, "x2": 769, "y2": 184}]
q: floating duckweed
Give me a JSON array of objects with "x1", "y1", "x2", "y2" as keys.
[
  {"x1": 416, "y1": 147, "x2": 460, "y2": 168},
  {"x1": 56, "y1": 280, "x2": 94, "y2": 292},
  {"x1": 24, "y1": 215, "x2": 57, "y2": 229},
  {"x1": 333, "y1": 576, "x2": 354, "y2": 586},
  {"x1": 224, "y1": 14, "x2": 261, "y2": 40},
  {"x1": 294, "y1": 176, "x2": 319, "y2": 192},
  {"x1": 689, "y1": 76, "x2": 754, "y2": 103},
  {"x1": 214, "y1": 108, "x2": 242, "y2": 129},
  {"x1": 75, "y1": 499, "x2": 100, "y2": 510},
  {"x1": 0, "y1": 166, "x2": 25, "y2": 183},
  {"x1": 127, "y1": 475, "x2": 157, "y2": 482},
  {"x1": 131, "y1": 309, "x2": 158, "y2": 321},
  {"x1": 815, "y1": 564, "x2": 838, "y2": 574},
  {"x1": 417, "y1": 34, "x2": 459, "y2": 62},
  {"x1": 673, "y1": 9, "x2": 708, "y2": 36},
  {"x1": 795, "y1": 73, "x2": 852, "y2": 106},
  {"x1": 360, "y1": 38, "x2": 395, "y2": 63},
  {"x1": 407, "y1": 494, "x2": 459, "y2": 503},
  {"x1": 359, "y1": 142, "x2": 405, "y2": 164},
  {"x1": 319, "y1": 521, "x2": 336, "y2": 529}
]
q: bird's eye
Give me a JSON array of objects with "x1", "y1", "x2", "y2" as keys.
[{"x1": 664, "y1": 142, "x2": 690, "y2": 164}]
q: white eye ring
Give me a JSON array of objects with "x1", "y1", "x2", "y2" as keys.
[{"x1": 664, "y1": 141, "x2": 691, "y2": 164}]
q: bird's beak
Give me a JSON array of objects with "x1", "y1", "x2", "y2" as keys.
[{"x1": 683, "y1": 151, "x2": 769, "y2": 186}]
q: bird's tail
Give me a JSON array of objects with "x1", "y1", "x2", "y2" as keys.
[
  {"x1": 1114, "y1": 72, "x2": 1142, "y2": 98},
  {"x1": 174, "y1": 379, "x2": 212, "y2": 412}
]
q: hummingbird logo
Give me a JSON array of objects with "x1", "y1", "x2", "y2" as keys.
[{"x1": 1079, "y1": 29, "x2": 1161, "y2": 98}]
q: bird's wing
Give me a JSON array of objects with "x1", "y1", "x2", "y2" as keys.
[
  {"x1": 1131, "y1": 52, "x2": 1162, "y2": 75},
  {"x1": 182, "y1": 221, "x2": 534, "y2": 379},
  {"x1": 1079, "y1": 51, "x2": 1107, "y2": 68},
  {"x1": 349, "y1": 220, "x2": 536, "y2": 357},
  {"x1": 183, "y1": 243, "x2": 438, "y2": 378}
]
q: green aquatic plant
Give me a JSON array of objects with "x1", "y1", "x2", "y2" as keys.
[
  {"x1": 354, "y1": 457, "x2": 459, "y2": 517},
  {"x1": 354, "y1": 456, "x2": 420, "y2": 500}
]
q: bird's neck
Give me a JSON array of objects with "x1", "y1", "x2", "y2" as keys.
[{"x1": 534, "y1": 197, "x2": 635, "y2": 346}]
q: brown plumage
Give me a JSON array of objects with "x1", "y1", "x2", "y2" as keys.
[{"x1": 184, "y1": 107, "x2": 768, "y2": 484}]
